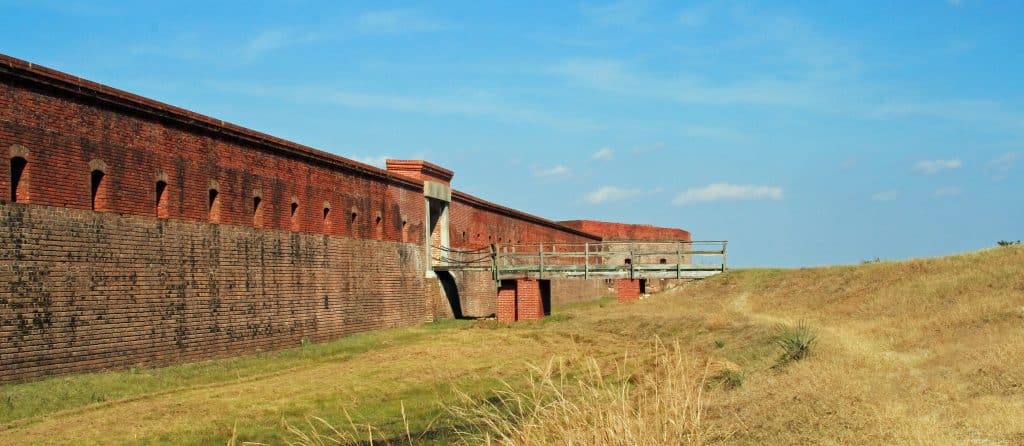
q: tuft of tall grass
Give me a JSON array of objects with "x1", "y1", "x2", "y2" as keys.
[
  {"x1": 447, "y1": 342, "x2": 713, "y2": 446},
  {"x1": 280, "y1": 402, "x2": 420, "y2": 446},
  {"x1": 773, "y1": 322, "x2": 818, "y2": 365}
]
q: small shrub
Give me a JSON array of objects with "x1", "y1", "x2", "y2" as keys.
[
  {"x1": 717, "y1": 369, "x2": 745, "y2": 389},
  {"x1": 997, "y1": 240, "x2": 1021, "y2": 247},
  {"x1": 543, "y1": 313, "x2": 573, "y2": 324},
  {"x1": 713, "y1": 340, "x2": 726, "y2": 349},
  {"x1": 774, "y1": 322, "x2": 818, "y2": 365},
  {"x1": 300, "y1": 338, "x2": 313, "y2": 348},
  {"x1": 861, "y1": 257, "x2": 881, "y2": 264}
]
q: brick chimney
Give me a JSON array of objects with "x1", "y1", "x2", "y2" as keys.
[{"x1": 385, "y1": 160, "x2": 454, "y2": 186}]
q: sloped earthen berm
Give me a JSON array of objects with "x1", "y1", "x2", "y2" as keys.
[{"x1": 0, "y1": 54, "x2": 691, "y2": 383}]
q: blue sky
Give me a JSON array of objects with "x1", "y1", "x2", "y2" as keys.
[{"x1": 3, "y1": 1, "x2": 1022, "y2": 267}]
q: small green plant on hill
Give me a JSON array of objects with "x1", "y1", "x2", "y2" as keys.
[
  {"x1": 711, "y1": 369, "x2": 745, "y2": 390},
  {"x1": 997, "y1": 240, "x2": 1021, "y2": 247},
  {"x1": 774, "y1": 322, "x2": 818, "y2": 365}
]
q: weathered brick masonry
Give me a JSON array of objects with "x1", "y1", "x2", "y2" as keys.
[
  {"x1": 0, "y1": 55, "x2": 688, "y2": 382},
  {"x1": 561, "y1": 220, "x2": 693, "y2": 293},
  {"x1": 0, "y1": 203, "x2": 425, "y2": 382}
]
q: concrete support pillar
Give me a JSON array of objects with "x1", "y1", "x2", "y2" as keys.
[{"x1": 615, "y1": 278, "x2": 646, "y2": 303}]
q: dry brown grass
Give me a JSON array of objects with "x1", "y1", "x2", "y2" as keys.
[
  {"x1": 4, "y1": 246, "x2": 1023, "y2": 445},
  {"x1": 448, "y1": 342, "x2": 713, "y2": 446},
  {"x1": 691, "y1": 246, "x2": 1024, "y2": 444}
]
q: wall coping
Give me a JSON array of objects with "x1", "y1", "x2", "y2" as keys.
[
  {"x1": 453, "y1": 191, "x2": 601, "y2": 241},
  {"x1": 0, "y1": 53, "x2": 603, "y2": 242},
  {"x1": 0, "y1": 53, "x2": 421, "y2": 190}
]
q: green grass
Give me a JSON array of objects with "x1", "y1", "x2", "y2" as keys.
[
  {"x1": 4, "y1": 246, "x2": 1023, "y2": 444},
  {"x1": 0, "y1": 328, "x2": 426, "y2": 424}
]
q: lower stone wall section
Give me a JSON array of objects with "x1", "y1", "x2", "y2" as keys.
[
  {"x1": 0, "y1": 203, "x2": 427, "y2": 383},
  {"x1": 550, "y1": 278, "x2": 611, "y2": 306},
  {"x1": 447, "y1": 270, "x2": 496, "y2": 318}
]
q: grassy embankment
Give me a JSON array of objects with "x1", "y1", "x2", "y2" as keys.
[{"x1": 1, "y1": 246, "x2": 1022, "y2": 444}]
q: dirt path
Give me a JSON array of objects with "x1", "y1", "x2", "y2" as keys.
[{"x1": 729, "y1": 291, "x2": 928, "y2": 367}]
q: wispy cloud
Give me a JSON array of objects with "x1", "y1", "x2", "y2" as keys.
[
  {"x1": 205, "y1": 81, "x2": 591, "y2": 129},
  {"x1": 987, "y1": 152, "x2": 1019, "y2": 179},
  {"x1": 672, "y1": 183, "x2": 783, "y2": 206},
  {"x1": 580, "y1": 0, "x2": 650, "y2": 26},
  {"x1": 534, "y1": 165, "x2": 570, "y2": 178},
  {"x1": 356, "y1": 9, "x2": 447, "y2": 34},
  {"x1": 934, "y1": 187, "x2": 962, "y2": 197},
  {"x1": 349, "y1": 154, "x2": 392, "y2": 168},
  {"x1": 677, "y1": 5, "x2": 709, "y2": 27},
  {"x1": 592, "y1": 147, "x2": 614, "y2": 160},
  {"x1": 130, "y1": 8, "x2": 445, "y2": 63},
  {"x1": 912, "y1": 158, "x2": 962, "y2": 174},
  {"x1": 872, "y1": 100, "x2": 1024, "y2": 131},
  {"x1": 872, "y1": 190, "x2": 901, "y2": 202},
  {"x1": 243, "y1": 28, "x2": 330, "y2": 58},
  {"x1": 584, "y1": 186, "x2": 643, "y2": 204}
]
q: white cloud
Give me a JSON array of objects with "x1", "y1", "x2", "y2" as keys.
[
  {"x1": 678, "y1": 6, "x2": 708, "y2": 27},
  {"x1": 934, "y1": 187, "x2": 962, "y2": 197},
  {"x1": 671, "y1": 183, "x2": 783, "y2": 206},
  {"x1": 534, "y1": 165, "x2": 570, "y2": 178},
  {"x1": 584, "y1": 186, "x2": 643, "y2": 204},
  {"x1": 356, "y1": 9, "x2": 446, "y2": 34},
  {"x1": 205, "y1": 81, "x2": 591, "y2": 130},
  {"x1": 240, "y1": 28, "x2": 334, "y2": 58},
  {"x1": 912, "y1": 158, "x2": 962, "y2": 174},
  {"x1": 592, "y1": 147, "x2": 614, "y2": 160},
  {"x1": 987, "y1": 152, "x2": 1019, "y2": 178},
  {"x1": 349, "y1": 155, "x2": 391, "y2": 168},
  {"x1": 872, "y1": 190, "x2": 901, "y2": 202},
  {"x1": 580, "y1": 0, "x2": 650, "y2": 26}
]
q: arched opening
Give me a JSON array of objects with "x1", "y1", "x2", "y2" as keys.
[
  {"x1": 624, "y1": 258, "x2": 632, "y2": 265},
  {"x1": 90, "y1": 169, "x2": 107, "y2": 211},
  {"x1": 208, "y1": 188, "x2": 221, "y2": 222},
  {"x1": 659, "y1": 258, "x2": 667, "y2": 264},
  {"x1": 252, "y1": 195, "x2": 264, "y2": 227},
  {"x1": 155, "y1": 180, "x2": 168, "y2": 218},
  {"x1": 10, "y1": 156, "x2": 27, "y2": 203},
  {"x1": 322, "y1": 202, "x2": 332, "y2": 232},
  {"x1": 435, "y1": 271, "x2": 464, "y2": 319},
  {"x1": 290, "y1": 199, "x2": 300, "y2": 230}
]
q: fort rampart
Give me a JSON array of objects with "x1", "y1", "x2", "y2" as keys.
[{"x1": 0, "y1": 55, "x2": 685, "y2": 382}]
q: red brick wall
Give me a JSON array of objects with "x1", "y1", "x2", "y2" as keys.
[
  {"x1": 0, "y1": 54, "x2": 621, "y2": 380},
  {"x1": 615, "y1": 279, "x2": 646, "y2": 303},
  {"x1": 558, "y1": 220, "x2": 691, "y2": 241},
  {"x1": 446, "y1": 194, "x2": 600, "y2": 317},
  {"x1": 496, "y1": 280, "x2": 517, "y2": 323},
  {"x1": 0, "y1": 203, "x2": 426, "y2": 383},
  {"x1": 515, "y1": 279, "x2": 546, "y2": 321},
  {"x1": 0, "y1": 76, "x2": 427, "y2": 242}
]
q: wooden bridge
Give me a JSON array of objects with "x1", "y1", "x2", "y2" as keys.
[{"x1": 432, "y1": 240, "x2": 728, "y2": 281}]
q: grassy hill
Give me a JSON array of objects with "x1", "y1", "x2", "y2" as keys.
[{"x1": 2, "y1": 246, "x2": 1022, "y2": 444}]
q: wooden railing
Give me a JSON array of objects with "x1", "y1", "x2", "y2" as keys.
[{"x1": 433, "y1": 240, "x2": 727, "y2": 281}]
